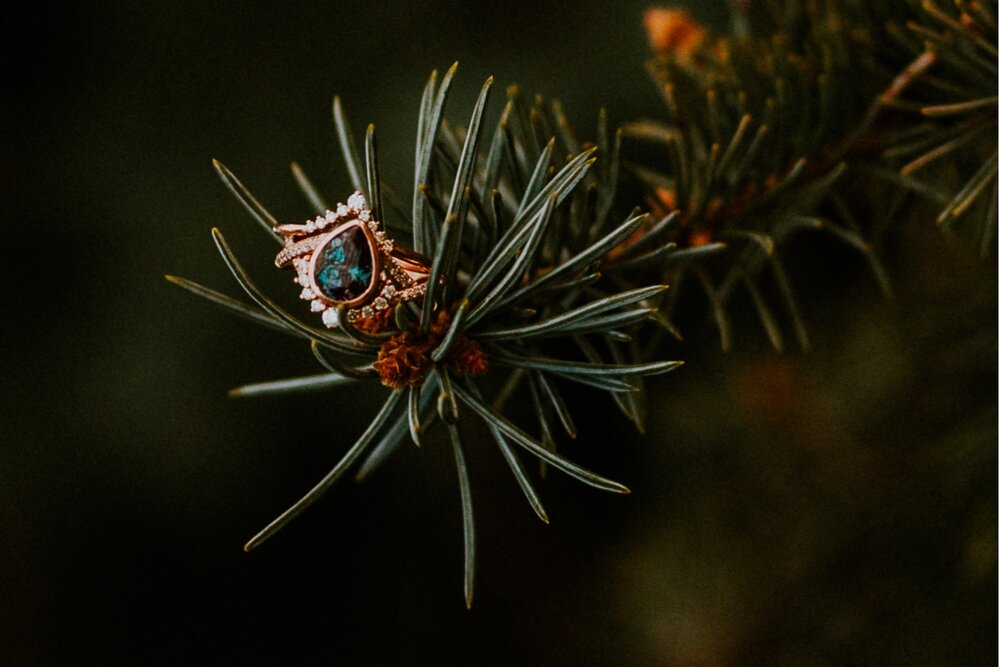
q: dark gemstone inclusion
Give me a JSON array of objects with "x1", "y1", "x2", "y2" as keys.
[{"x1": 313, "y1": 226, "x2": 374, "y2": 302}]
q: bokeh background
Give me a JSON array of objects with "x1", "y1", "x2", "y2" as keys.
[{"x1": 3, "y1": 1, "x2": 995, "y2": 664}]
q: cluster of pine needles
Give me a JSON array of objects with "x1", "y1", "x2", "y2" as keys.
[{"x1": 169, "y1": 0, "x2": 997, "y2": 605}]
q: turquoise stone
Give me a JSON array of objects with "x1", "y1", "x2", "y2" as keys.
[{"x1": 312, "y1": 226, "x2": 374, "y2": 302}]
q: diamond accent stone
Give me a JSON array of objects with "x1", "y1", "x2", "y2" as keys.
[
  {"x1": 310, "y1": 300, "x2": 326, "y2": 312},
  {"x1": 321, "y1": 308, "x2": 340, "y2": 327},
  {"x1": 347, "y1": 191, "x2": 367, "y2": 210},
  {"x1": 297, "y1": 265, "x2": 311, "y2": 285}
]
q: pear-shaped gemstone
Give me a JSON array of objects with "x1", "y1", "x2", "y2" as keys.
[{"x1": 312, "y1": 226, "x2": 374, "y2": 302}]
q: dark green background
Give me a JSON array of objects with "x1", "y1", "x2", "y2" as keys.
[{"x1": 3, "y1": 1, "x2": 995, "y2": 664}]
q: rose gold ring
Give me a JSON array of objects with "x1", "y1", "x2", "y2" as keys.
[{"x1": 274, "y1": 191, "x2": 430, "y2": 328}]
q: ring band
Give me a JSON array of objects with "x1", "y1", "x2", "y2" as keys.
[{"x1": 274, "y1": 191, "x2": 430, "y2": 328}]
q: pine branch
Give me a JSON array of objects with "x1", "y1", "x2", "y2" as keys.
[
  {"x1": 623, "y1": 5, "x2": 890, "y2": 349},
  {"x1": 627, "y1": 1, "x2": 996, "y2": 349},
  {"x1": 168, "y1": 65, "x2": 679, "y2": 606},
  {"x1": 166, "y1": 2, "x2": 997, "y2": 606},
  {"x1": 879, "y1": 0, "x2": 998, "y2": 254}
]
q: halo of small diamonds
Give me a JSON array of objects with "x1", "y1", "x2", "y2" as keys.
[{"x1": 273, "y1": 191, "x2": 429, "y2": 328}]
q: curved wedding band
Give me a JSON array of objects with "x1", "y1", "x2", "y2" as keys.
[{"x1": 274, "y1": 191, "x2": 430, "y2": 327}]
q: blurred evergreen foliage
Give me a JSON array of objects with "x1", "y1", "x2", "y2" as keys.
[{"x1": 625, "y1": 0, "x2": 996, "y2": 350}]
